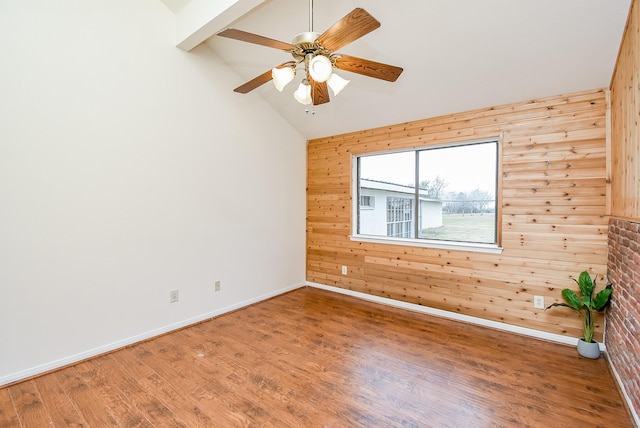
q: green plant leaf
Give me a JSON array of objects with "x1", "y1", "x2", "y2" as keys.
[
  {"x1": 576, "y1": 271, "x2": 595, "y2": 299},
  {"x1": 592, "y1": 288, "x2": 612, "y2": 311},
  {"x1": 561, "y1": 289, "x2": 583, "y2": 311},
  {"x1": 580, "y1": 295, "x2": 591, "y2": 307}
]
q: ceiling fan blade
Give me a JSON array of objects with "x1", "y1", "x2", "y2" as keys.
[
  {"x1": 234, "y1": 63, "x2": 295, "y2": 94},
  {"x1": 234, "y1": 69, "x2": 273, "y2": 94},
  {"x1": 317, "y1": 8, "x2": 380, "y2": 52},
  {"x1": 309, "y1": 77, "x2": 330, "y2": 105},
  {"x1": 217, "y1": 28, "x2": 294, "y2": 51},
  {"x1": 334, "y1": 55, "x2": 403, "y2": 82}
]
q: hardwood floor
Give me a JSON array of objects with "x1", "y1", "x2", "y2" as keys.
[{"x1": 0, "y1": 287, "x2": 634, "y2": 427}]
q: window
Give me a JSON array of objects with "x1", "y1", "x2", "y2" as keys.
[
  {"x1": 360, "y1": 195, "x2": 375, "y2": 208},
  {"x1": 387, "y1": 197, "x2": 414, "y2": 238},
  {"x1": 354, "y1": 140, "x2": 499, "y2": 250}
]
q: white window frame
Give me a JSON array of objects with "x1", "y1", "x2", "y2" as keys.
[{"x1": 350, "y1": 138, "x2": 503, "y2": 254}]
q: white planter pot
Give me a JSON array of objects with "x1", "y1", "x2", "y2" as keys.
[{"x1": 577, "y1": 338, "x2": 601, "y2": 359}]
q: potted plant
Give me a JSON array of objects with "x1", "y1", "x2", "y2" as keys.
[{"x1": 545, "y1": 271, "x2": 612, "y2": 359}]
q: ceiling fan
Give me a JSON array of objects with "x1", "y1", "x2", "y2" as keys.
[{"x1": 216, "y1": 0, "x2": 403, "y2": 106}]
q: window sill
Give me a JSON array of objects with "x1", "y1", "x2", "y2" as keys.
[{"x1": 350, "y1": 234, "x2": 504, "y2": 254}]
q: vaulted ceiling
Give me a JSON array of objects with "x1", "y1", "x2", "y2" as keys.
[{"x1": 161, "y1": 0, "x2": 631, "y2": 140}]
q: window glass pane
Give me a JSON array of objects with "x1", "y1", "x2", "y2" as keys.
[
  {"x1": 358, "y1": 151, "x2": 416, "y2": 237},
  {"x1": 359, "y1": 151, "x2": 415, "y2": 183},
  {"x1": 418, "y1": 142, "x2": 497, "y2": 244},
  {"x1": 360, "y1": 195, "x2": 374, "y2": 208},
  {"x1": 356, "y1": 141, "x2": 498, "y2": 246}
]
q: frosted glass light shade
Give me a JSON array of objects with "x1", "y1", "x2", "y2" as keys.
[
  {"x1": 293, "y1": 81, "x2": 312, "y2": 105},
  {"x1": 272, "y1": 66, "x2": 295, "y2": 92},
  {"x1": 308, "y1": 55, "x2": 332, "y2": 83},
  {"x1": 327, "y1": 73, "x2": 350, "y2": 96}
]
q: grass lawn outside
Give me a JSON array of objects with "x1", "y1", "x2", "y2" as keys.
[{"x1": 420, "y1": 213, "x2": 496, "y2": 243}]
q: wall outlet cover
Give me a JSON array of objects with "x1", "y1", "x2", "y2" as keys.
[{"x1": 533, "y1": 295, "x2": 545, "y2": 309}]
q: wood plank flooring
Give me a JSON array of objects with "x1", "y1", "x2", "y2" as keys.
[{"x1": 0, "y1": 287, "x2": 634, "y2": 427}]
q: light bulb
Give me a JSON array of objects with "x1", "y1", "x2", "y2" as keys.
[
  {"x1": 293, "y1": 81, "x2": 312, "y2": 105},
  {"x1": 308, "y1": 55, "x2": 332, "y2": 83},
  {"x1": 327, "y1": 73, "x2": 350, "y2": 96},
  {"x1": 271, "y1": 66, "x2": 295, "y2": 92}
]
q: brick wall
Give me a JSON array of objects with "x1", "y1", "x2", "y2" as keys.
[{"x1": 606, "y1": 217, "x2": 640, "y2": 417}]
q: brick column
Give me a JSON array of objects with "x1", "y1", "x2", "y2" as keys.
[{"x1": 606, "y1": 217, "x2": 640, "y2": 417}]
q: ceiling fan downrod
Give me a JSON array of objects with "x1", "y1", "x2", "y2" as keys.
[{"x1": 309, "y1": 0, "x2": 313, "y2": 32}]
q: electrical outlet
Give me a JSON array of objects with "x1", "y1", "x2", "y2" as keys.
[
  {"x1": 215, "y1": 280, "x2": 221, "y2": 292},
  {"x1": 533, "y1": 295, "x2": 545, "y2": 309},
  {"x1": 341, "y1": 266, "x2": 347, "y2": 275},
  {"x1": 170, "y1": 289, "x2": 179, "y2": 303}
]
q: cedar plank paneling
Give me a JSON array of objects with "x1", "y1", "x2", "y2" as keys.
[
  {"x1": 307, "y1": 88, "x2": 609, "y2": 340},
  {"x1": 610, "y1": 0, "x2": 640, "y2": 219}
]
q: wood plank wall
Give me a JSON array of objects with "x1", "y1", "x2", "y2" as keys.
[
  {"x1": 307, "y1": 88, "x2": 609, "y2": 340},
  {"x1": 610, "y1": 0, "x2": 640, "y2": 220}
]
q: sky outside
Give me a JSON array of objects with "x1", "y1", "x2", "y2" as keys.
[{"x1": 359, "y1": 142, "x2": 497, "y2": 194}]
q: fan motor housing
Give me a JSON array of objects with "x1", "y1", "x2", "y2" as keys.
[
  {"x1": 291, "y1": 31, "x2": 333, "y2": 64},
  {"x1": 291, "y1": 31, "x2": 320, "y2": 48},
  {"x1": 292, "y1": 31, "x2": 322, "y2": 56}
]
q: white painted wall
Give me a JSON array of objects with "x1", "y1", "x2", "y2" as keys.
[
  {"x1": 419, "y1": 200, "x2": 443, "y2": 229},
  {"x1": 359, "y1": 190, "x2": 387, "y2": 236},
  {"x1": 0, "y1": 0, "x2": 306, "y2": 385}
]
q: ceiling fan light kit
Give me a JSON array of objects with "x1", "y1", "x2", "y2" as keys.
[
  {"x1": 271, "y1": 66, "x2": 295, "y2": 92},
  {"x1": 308, "y1": 54, "x2": 332, "y2": 82},
  {"x1": 326, "y1": 72, "x2": 349, "y2": 96},
  {"x1": 216, "y1": 0, "x2": 403, "y2": 108},
  {"x1": 294, "y1": 80, "x2": 313, "y2": 105}
]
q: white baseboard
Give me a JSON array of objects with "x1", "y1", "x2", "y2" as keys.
[
  {"x1": 306, "y1": 281, "x2": 606, "y2": 351},
  {"x1": 0, "y1": 282, "x2": 306, "y2": 387}
]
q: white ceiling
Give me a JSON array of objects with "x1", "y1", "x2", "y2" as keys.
[{"x1": 163, "y1": 0, "x2": 631, "y2": 140}]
